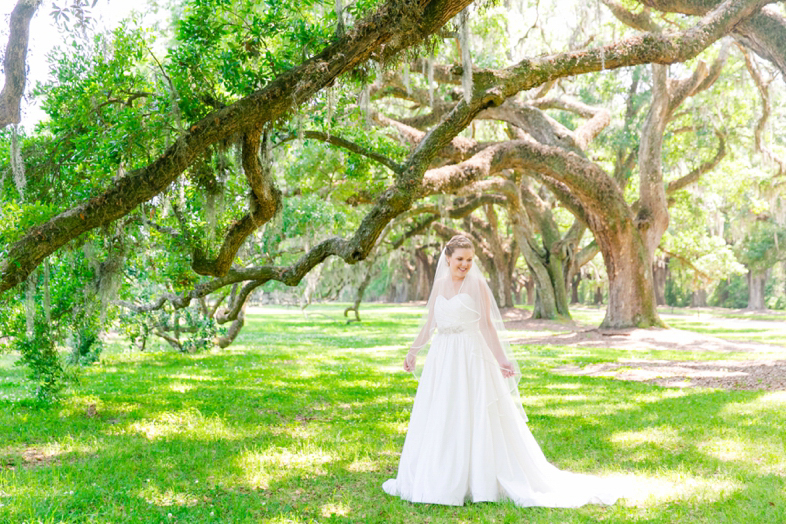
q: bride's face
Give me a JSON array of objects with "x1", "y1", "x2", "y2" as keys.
[{"x1": 446, "y1": 248, "x2": 474, "y2": 280}]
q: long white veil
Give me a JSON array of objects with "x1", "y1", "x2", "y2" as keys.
[{"x1": 406, "y1": 247, "x2": 527, "y2": 421}]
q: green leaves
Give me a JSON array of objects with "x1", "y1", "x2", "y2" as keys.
[{"x1": 168, "y1": 0, "x2": 344, "y2": 120}]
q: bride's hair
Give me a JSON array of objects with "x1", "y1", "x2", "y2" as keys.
[{"x1": 445, "y1": 234, "x2": 474, "y2": 256}]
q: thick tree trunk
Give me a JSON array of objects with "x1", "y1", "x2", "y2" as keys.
[
  {"x1": 405, "y1": 265, "x2": 417, "y2": 302},
  {"x1": 746, "y1": 269, "x2": 768, "y2": 310},
  {"x1": 527, "y1": 255, "x2": 572, "y2": 319},
  {"x1": 598, "y1": 61, "x2": 708, "y2": 328},
  {"x1": 486, "y1": 252, "x2": 514, "y2": 309},
  {"x1": 504, "y1": 180, "x2": 572, "y2": 319},
  {"x1": 513, "y1": 233, "x2": 561, "y2": 318},
  {"x1": 547, "y1": 255, "x2": 571, "y2": 317},
  {"x1": 597, "y1": 226, "x2": 662, "y2": 328},
  {"x1": 484, "y1": 261, "x2": 503, "y2": 306}
]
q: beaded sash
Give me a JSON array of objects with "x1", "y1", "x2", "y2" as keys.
[{"x1": 438, "y1": 324, "x2": 479, "y2": 335}]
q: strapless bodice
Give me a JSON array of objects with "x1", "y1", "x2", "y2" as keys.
[{"x1": 434, "y1": 293, "x2": 480, "y2": 334}]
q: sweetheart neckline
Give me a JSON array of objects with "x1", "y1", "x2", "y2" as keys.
[{"x1": 437, "y1": 293, "x2": 470, "y2": 302}]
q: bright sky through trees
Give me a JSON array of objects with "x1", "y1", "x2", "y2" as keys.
[{"x1": 0, "y1": 1, "x2": 139, "y2": 126}]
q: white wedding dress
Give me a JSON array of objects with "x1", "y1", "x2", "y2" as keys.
[{"x1": 382, "y1": 292, "x2": 623, "y2": 507}]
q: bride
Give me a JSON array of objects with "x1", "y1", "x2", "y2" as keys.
[{"x1": 382, "y1": 234, "x2": 624, "y2": 508}]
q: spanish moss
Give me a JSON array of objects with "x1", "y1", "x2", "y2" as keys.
[
  {"x1": 458, "y1": 9, "x2": 473, "y2": 104},
  {"x1": 11, "y1": 124, "x2": 26, "y2": 202},
  {"x1": 427, "y1": 55, "x2": 435, "y2": 108},
  {"x1": 402, "y1": 64, "x2": 411, "y2": 95},
  {"x1": 26, "y1": 273, "x2": 35, "y2": 337},
  {"x1": 44, "y1": 259, "x2": 51, "y2": 325},
  {"x1": 360, "y1": 84, "x2": 371, "y2": 128}
]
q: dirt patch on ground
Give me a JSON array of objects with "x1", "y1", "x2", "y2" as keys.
[
  {"x1": 511, "y1": 326, "x2": 781, "y2": 353},
  {"x1": 0, "y1": 447, "x2": 63, "y2": 471},
  {"x1": 553, "y1": 359, "x2": 786, "y2": 391},
  {"x1": 503, "y1": 313, "x2": 786, "y2": 391},
  {"x1": 504, "y1": 314, "x2": 782, "y2": 354}
]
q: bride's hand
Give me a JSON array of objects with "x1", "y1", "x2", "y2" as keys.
[
  {"x1": 499, "y1": 359, "x2": 516, "y2": 378},
  {"x1": 404, "y1": 352, "x2": 416, "y2": 372}
]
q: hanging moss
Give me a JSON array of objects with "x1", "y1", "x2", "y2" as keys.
[
  {"x1": 427, "y1": 54, "x2": 435, "y2": 108},
  {"x1": 458, "y1": 8, "x2": 473, "y2": 104},
  {"x1": 25, "y1": 272, "x2": 35, "y2": 337},
  {"x1": 10, "y1": 124, "x2": 26, "y2": 201},
  {"x1": 43, "y1": 260, "x2": 51, "y2": 325}
]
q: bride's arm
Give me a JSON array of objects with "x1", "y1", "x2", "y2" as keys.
[
  {"x1": 403, "y1": 305, "x2": 435, "y2": 372},
  {"x1": 478, "y1": 287, "x2": 516, "y2": 378}
]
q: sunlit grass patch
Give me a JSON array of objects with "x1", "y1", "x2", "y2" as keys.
[
  {"x1": 125, "y1": 408, "x2": 235, "y2": 442},
  {"x1": 622, "y1": 471, "x2": 746, "y2": 506},
  {"x1": 611, "y1": 426, "x2": 683, "y2": 450},
  {"x1": 139, "y1": 484, "x2": 201, "y2": 507},
  {"x1": 1, "y1": 303, "x2": 785, "y2": 522}
]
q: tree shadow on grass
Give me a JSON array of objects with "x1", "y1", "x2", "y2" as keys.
[
  {"x1": 0, "y1": 347, "x2": 419, "y2": 521},
  {"x1": 2, "y1": 320, "x2": 785, "y2": 522}
]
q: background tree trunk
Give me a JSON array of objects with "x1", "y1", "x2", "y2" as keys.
[
  {"x1": 571, "y1": 274, "x2": 581, "y2": 304},
  {"x1": 746, "y1": 269, "x2": 769, "y2": 310},
  {"x1": 690, "y1": 288, "x2": 707, "y2": 307},
  {"x1": 414, "y1": 247, "x2": 434, "y2": 301},
  {"x1": 653, "y1": 256, "x2": 668, "y2": 306}
]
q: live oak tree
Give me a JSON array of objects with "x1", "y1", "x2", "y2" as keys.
[{"x1": 2, "y1": 0, "x2": 786, "y2": 396}]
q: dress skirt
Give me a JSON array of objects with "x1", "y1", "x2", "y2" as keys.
[{"x1": 382, "y1": 330, "x2": 623, "y2": 508}]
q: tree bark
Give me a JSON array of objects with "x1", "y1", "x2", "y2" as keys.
[
  {"x1": 0, "y1": 0, "x2": 41, "y2": 128},
  {"x1": 414, "y1": 248, "x2": 433, "y2": 301},
  {"x1": 633, "y1": 0, "x2": 786, "y2": 77},
  {"x1": 653, "y1": 256, "x2": 669, "y2": 306},
  {"x1": 594, "y1": 222, "x2": 661, "y2": 326},
  {"x1": 691, "y1": 288, "x2": 708, "y2": 307},
  {"x1": 344, "y1": 264, "x2": 374, "y2": 322},
  {"x1": 217, "y1": 301, "x2": 247, "y2": 348},
  {"x1": 571, "y1": 274, "x2": 581, "y2": 304},
  {"x1": 746, "y1": 269, "x2": 768, "y2": 310},
  {"x1": 594, "y1": 284, "x2": 604, "y2": 305},
  {"x1": 517, "y1": 182, "x2": 573, "y2": 319}
]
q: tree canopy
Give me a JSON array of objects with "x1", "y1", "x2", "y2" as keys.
[{"x1": 1, "y1": 0, "x2": 785, "y2": 398}]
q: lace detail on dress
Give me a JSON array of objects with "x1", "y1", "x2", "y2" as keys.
[{"x1": 439, "y1": 325, "x2": 466, "y2": 334}]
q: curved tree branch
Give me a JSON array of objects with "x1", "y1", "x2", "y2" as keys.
[
  {"x1": 666, "y1": 129, "x2": 727, "y2": 195},
  {"x1": 192, "y1": 126, "x2": 281, "y2": 276},
  {"x1": 0, "y1": 0, "x2": 770, "y2": 294},
  {"x1": 740, "y1": 46, "x2": 786, "y2": 175},
  {"x1": 278, "y1": 130, "x2": 404, "y2": 173},
  {"x1": 602, "y1": 0, "x2": 661, "y2": 32},
  {"x1": 633, "y1": 0, "x2": 786, "y2": 77},
  {"x1": 529, "y1": 97, "x2": 612, "y2": 149},
  {"x1": 390, "y1": 194, "x2": 506, "y2": 249},
  {"x1": 0, "y1": 0, "x2": 475, "y2": 294},
  {"x1": 372, "y1": 111, "x2": 497, "y2": 165}
]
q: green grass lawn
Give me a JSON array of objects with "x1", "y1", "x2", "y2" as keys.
[{"x1": 1, "y1": 303, "x2": 785, "y2": 523}]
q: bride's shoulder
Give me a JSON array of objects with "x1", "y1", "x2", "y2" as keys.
[{"x1": 433, "y1": 276, "x2": 450, "y2": 286}]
